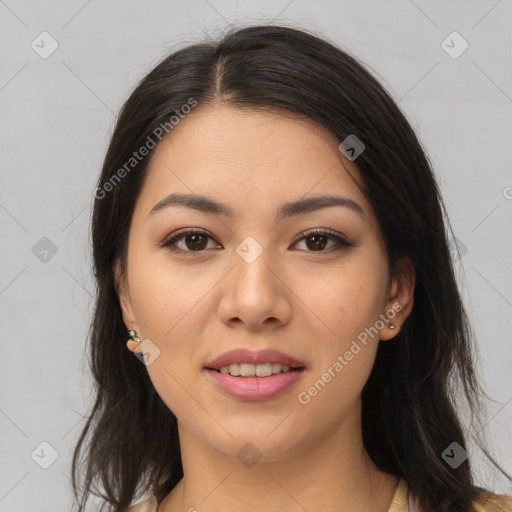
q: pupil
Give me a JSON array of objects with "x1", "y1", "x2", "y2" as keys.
[{"x1": 307, "y1": 235, "x2": 327, "y2": 251}]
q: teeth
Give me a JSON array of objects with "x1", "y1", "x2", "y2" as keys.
[{"x1": 217, "y1": 363, "x2": 293, "y2": 377}]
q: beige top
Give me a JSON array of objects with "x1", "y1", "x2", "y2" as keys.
[
  {"x1": 126, "y1": 478, "x2": 412, "y2": 512},
  {"x1": 125, "y1": 477, "x2": 512, "y2": 512}
]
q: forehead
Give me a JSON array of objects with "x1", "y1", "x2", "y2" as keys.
[
  {"x1": 150, "y1": 103, "x2": 344, "y2": 176},
  {"x1": 136, "y1": 103, "x2": 378, "y2": 231}
]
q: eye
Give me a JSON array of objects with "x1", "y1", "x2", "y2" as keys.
[
  {"x1": 293, "y1": 228, "x2": 352, "y2": 252},
  {"x1": 160, "y1": 228, "x2": 221, "y2": 254},
  {"x1": 159, "y1": 227, "x2": 352, "y2": 255}
]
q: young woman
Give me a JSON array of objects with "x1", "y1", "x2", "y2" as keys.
[{"x1": 71, "y1": 25, "x2": 512, "y2": 512}]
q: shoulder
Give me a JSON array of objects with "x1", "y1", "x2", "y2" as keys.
[
  {"x1": 125, "y1": 495, "x2": 158, "y2": 512},
  {"x1": 472, "y1": 491, "x2": 512, "y2": 512},
  {"x1": 402, "y1": 479, "x2": 512, "y2": 512}
]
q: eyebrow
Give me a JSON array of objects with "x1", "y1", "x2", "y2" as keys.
[{"x1": 147, "y1": 193, "x2": 364, "y2": 221}]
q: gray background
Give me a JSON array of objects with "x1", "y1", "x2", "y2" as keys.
[{"x1": 1, "y1": 1, "x2": 511, "y2": 510}]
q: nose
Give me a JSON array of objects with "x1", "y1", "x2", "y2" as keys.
[{"x1": 217, "y1": 242, "x2": 292, "y2": 331}]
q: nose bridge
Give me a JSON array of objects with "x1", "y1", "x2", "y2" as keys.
[
  {"x1": 218, "y1": 233, "x2": 291, "y2": 328},
  {"x1": 233, "y1": 234, "x2": 276, "y2": 297}
]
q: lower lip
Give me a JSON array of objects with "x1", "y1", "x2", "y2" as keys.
[{"x1": 204, "y1": 368, "x2": 305, "y2": 401}]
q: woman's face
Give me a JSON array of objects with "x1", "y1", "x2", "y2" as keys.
[{"x1": 116, "y1": 103, "x2": 413, "y2": 461}]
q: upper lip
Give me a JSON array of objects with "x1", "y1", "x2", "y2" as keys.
[{"x1": 205, "y1": 348, "x2": 306, "y2": 370}]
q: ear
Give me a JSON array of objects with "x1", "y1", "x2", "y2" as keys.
[
  {"x1": 379, "y1": 257, "x2": 415, "y2": 341},
  {"x1": 114, "y1": 259, "x2": 140, "y2": 352}
]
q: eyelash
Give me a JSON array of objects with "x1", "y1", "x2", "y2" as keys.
[{"x1": 159, "y1": 227, "x2": 353, "y2": 256}]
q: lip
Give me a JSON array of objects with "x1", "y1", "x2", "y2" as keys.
[
  {"x1": 205, "y1": 348, "x2": 305, "y2": 370},
  {"x1": 205, "y1": 367, "x2": 306, "y2": 401}
]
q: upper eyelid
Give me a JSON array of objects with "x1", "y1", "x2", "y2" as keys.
[{"x1": 161, "y1": 227, "x2": 216, "y2": 245}]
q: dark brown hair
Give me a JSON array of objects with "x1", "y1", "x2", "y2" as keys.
[{"x1": 71, "y1": 24, "x2": 512, "y2": 512}]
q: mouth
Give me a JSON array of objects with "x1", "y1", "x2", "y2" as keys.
[
  {"x1": 203, "y1": 348, "x2": 307, "y2": 400},
  {"x1": 204, "y1": 366, "x2": 306, "y2": 401}
]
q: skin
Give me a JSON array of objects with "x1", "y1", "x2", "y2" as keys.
[{"x1": 116, "y1": 102, "x2": 415, "y2": 512}]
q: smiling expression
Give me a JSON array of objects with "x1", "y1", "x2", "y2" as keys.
[{"x1": 116, "y1": 102, "x2": 412, "y2": 460}]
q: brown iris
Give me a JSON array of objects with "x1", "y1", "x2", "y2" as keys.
[
  {"x1": 304, "y1": 234, "x2": 328, "y2": 251},
  {"x1": 184, "y1": 234, "x2": 208, "y2": 251}
]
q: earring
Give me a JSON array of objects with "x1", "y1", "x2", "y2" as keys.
[
  {"x1": 127, "y1": 330, "x2": 141, "y2": 352},
  {"x1": 389, "y1": 323, "x2": 397, "y2": 329},
  {"x1": 128, "y1": 330, "x2": 141, "y2": 342}
]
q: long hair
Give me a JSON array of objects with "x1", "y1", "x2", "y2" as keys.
[{"x1": 71, "y1": 24, "x2": 512, "y2": 512}]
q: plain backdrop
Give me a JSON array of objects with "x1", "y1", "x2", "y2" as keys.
[{"x1": 1, "y1": 1, "x2": 511, "y2": 510}]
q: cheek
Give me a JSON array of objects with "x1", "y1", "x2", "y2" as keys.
[
  {"x1": 126, "y1": 249, "x2": 205, "y2": 416},
  {"x1": 296, "y1": 267, "x2": 384, "y2": 420},
  {"x1": 127, "y1": 245, "x2": 218, "y2": 392},
  {"x1": 128, "y1": 246, "x2": 208, "y2": 339},
  {"x1": 303, "y1": 259, "x2": 388, "y2": 344},
  {"x1": 338, "y1": 270, "x2": 386, "y2": 330},
  {"x1": 295, "y1": 253, "x2": 388, "y2": 406}
]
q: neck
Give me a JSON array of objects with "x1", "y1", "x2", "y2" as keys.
[{"x1": 160, "y1": 401, "x2": 398, "y2": 512}]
